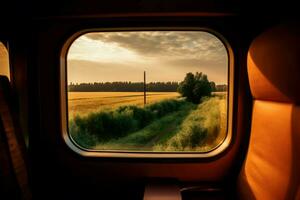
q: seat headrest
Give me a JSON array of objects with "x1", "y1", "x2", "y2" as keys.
[{"x1": 247, "y1": 23, "x2": 300, "y2": 103}]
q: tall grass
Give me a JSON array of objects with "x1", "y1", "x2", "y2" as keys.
[
  {"x1": 69, "y1": 98, "x2": 188, "y2": 148},
  {"x1": 94, "y1": 95, "x2": 227, "y2": 151},
  {"x1": 94, "y1": 102, "x2": 196, "y2": 150},
  {"x1": 70, "y1": 94, "x2": 227, "y2": 151},
  {"x1": 154, "y1": 95, "x2": 227, "y2": 151}
]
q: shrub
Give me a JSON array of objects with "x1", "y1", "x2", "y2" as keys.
[
  {"x1": 69, "y1": 120, "x2": 98, "y2": 148},
  {"x1": 69, "y1": 98, "x2": 187, "y2": 146},
  {"x1": 146, "y1": 99, "x2": 182, "y2": 117}
]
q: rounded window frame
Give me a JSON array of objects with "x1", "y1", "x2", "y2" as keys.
[{"x1": 60, "y1": 27, "x2": 234, "y2": 159}]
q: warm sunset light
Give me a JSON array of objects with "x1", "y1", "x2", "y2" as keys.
[
  {"x1": 67, "y1": 31, "x2": 228, "y2": 84},
  {"x1": 0, "y1": 42, "x2": 10, "y2": 79},
  {"x1": 67, "y1": 31, "x2": 228, "y2": 152}
]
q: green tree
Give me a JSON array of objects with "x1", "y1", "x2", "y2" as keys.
[
  {"x1": 177, "y1": 72, "x2": 195, "y2": 102},
  {"x1": 178, "y1": 72, "x2": 212, "y2": 103},
  {"x1": 210, "y1": 81, "x2": 216, "y2": 92}
]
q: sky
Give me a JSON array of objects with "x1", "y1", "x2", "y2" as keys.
[{"x1": 67, "y1": 31, "x2": 228, "y2": 85}]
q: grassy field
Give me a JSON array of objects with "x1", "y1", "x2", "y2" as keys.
[
  {"x1": 68, "y1": 92, "x2": 227, "y2": 152},
  {"x1": 94, "y1": 95, "x2": 227, "y2": 151},
  {"x1": 68, "y1": 92, "x2": 180, "y2": 118}
]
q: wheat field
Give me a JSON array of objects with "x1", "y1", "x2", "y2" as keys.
[{"x1": 68, "y1": 92, "x2": 180, "y2": 118}]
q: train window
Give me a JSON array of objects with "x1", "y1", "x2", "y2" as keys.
[
  {"x1": 61, "y1": 30, "x2": 233, "y2": 157},
  {"x1": 0, "y1": 41, "x2": 10, "y2": 80}
]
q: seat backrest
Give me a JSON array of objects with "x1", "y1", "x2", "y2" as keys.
[
  {"x1": 0, "y1": 76, "x2": 31, "y2": 200},
  {"x1": 237, "y1": 23, "x2": 300, "y2": 200}
]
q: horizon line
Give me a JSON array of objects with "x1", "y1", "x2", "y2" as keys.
[{"x1": 68, "y1": 81, "x2": 228, "y2": 85}]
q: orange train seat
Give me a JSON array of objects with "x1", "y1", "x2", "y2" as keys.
[{"x1": 237, "y1": 23, "x2": 300, "y2": 200}]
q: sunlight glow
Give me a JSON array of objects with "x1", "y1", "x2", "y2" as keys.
[{"x1": 68, "y1": 36, "x2": 139, "y2": 63}]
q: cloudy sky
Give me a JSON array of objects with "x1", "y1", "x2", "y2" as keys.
[{"x1": 67, "y1": 31, "x2": 228, "y2": 84}]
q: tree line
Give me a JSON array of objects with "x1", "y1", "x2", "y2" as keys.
[{"x1": 68, "y1": 81, "x2": 227, "y2": 92}]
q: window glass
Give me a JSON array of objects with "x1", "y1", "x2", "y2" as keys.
[{"x1": 67, "y1": 31, "x2": 228, "y2": 152}]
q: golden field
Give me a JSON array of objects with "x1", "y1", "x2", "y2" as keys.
[{"x1": 68, "y1": 92, "x2": 180, "y2": 118}]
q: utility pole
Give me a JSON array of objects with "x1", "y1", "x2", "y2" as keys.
[{"x1": 144, "y1": 71, "x2": 146, "y2": 105}]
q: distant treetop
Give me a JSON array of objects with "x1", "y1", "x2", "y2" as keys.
[
  {"x1": 178, "y1": 72, "x2": 219, "y2": 104},
  {"x1": 68, "y1": 80, "x2": 227, "y2": 93}
]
